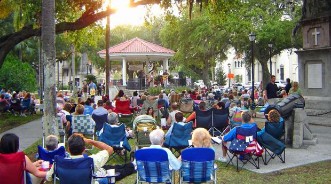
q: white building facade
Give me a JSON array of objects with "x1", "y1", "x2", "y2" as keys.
[{"x1": 218, "y1": 48, "x2": 299, "y2": 87}]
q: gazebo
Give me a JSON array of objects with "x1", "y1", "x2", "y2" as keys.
[{"x1": 98, "y1": 37, "x2": 175, "y2": 86}]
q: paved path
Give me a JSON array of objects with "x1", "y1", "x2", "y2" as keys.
[
  {"x1": 0, "y1": 118, "x2": 42, "y2": 151},
  {"x1": 1, "y1": 116, "x2": 330, "y2": 173},
  {"x1": 213, "y1": 124, "x2": 331, "y2": 173}
]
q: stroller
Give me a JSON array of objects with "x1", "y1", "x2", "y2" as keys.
[{"x1": 132, "y1": 115, "x2": 158, "y2": 149}]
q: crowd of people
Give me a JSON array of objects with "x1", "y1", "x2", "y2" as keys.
[
  {"x1": 0, "y1": 76, "x2": 301, "y2": 183},
  {"x1": 0, "y1": 89, "x2": 37, "y2": 116}
]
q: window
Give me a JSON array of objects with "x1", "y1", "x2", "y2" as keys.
[{"x1": 280, "y1": 64, "x2": 284, "y2": 80}]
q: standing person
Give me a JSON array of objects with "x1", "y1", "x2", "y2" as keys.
[
  {"x1": 89, "y1": 80, "x2": 97, "y2": 100},
  {"x1": 263, "y1": 75, "x2": 279, "y2": 105},
  {"x1": 285, "y1": 78, "x2": 292, "y2": 95},
  {"x1": 82, "y1": 81, "x2": 88, "y2": 100}
]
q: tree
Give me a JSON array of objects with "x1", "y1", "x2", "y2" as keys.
[
  {"x1": 0, "y1": 0, "x2": 213, "y2": 68},
  {"x1": 42, "y1": 0, "x2": 57, "y2": 136},
  {"x1": 160, "y1": 0, "x2": 302, "y2": 88},
  {"x1": 0, "y1": 54, "x2": 37, "y2": 91},
  {"x1": 215, "y1": 67, "x2": 226, "y2": 86}
]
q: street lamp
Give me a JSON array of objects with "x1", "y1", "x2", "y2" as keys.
[
  {"x1": 86, "y1": 63, "x2": 89, "y2": 75},
  {"x1": 268, "y1": 43, "x2": 273, "y2": 75},
  {"x1": 228, "y1": 63, "x2": 231, "y2": 88},
  {"x1": 249, "y1": 33, "x2": 256, "y2": 105}
]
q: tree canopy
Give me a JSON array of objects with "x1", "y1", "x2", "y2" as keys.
[{"x1": 0, "y1": 0, "x2": 211, "y2": 68}]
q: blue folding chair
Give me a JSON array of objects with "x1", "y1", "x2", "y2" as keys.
[
  {"x1": 92, "y1": 113, "x2": 108, "y2": 133},
  {"x1": 179, "y1": 148, "x2": 217, "y2": 184},
  {"x1": 37, "y1": 145, "x2": 66, "y2": 164},
  {"x1": 53, "y1": 155, "x2": 95, "y2": 184},
  {"x1": 164, "y1": 121, "x2": 193, "y2": 156},
  {"x1": 226, "y1": 124, "x2": 262, "y2": 171},
  {"x1": 211, "y1": 108, "x2": 229, "y2": 136},
  {"x1": 98, "y1": 123, "x2": 131, "y2": 163},
  {"x1": 259, "y1": 120, "x2": 286, "y2": 165},
  {"x1": 195, "y1": 108, "x2": 213, "y2": 130},
  {"x1": 135, "y1": 148, "x2": 174, "y2": 184}
]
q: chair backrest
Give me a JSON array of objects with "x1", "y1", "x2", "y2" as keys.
[
  {"x1": 114, "y1": 100, "x2": 132, "y2": 114},
  {"x1": 56, "y1": 116, "x2": 66, "y2": 136},
  {"x1": 0, "y1": 152, "x2": 26, "y2": 184},
  {"x1": 91, "y1": 113, "x2": 108, "y2": 132},
  {"x1": 212, "y1": 108, "x2": 229, "y2": 130},
  {"x1": 37, "y1": 145, "x2": 66, "y2": 164},
  {"x1": 195, "y1": 108, "x2": 213, "y2": 129},
  {"x1": 135, "y1": 148, "x2": 172, "y2": 183},
  {"x1": 53, "y1": 155, "x2": 94, "y2": 184},
  {"x1": 265, "y1": 120, "x2": 284, "y2": 140},
  {"x1": 236, "y1": 124, "x2": 258, "y2": 140},
  {"x1": 71, "y1": 115, "x2": 95, "y2": 135},
  {"x1": 181, "y1": 148, "x2": 215, "y2": 183},
  {"x1": 164, "y1": 122, "x2": 193, "y2": 147},
  {"x1": 179, "y1": 98, "x2": 194, "y2": 113},
  {"x1": 98, "y1": 123, "x2": 131, "y2": 151}
]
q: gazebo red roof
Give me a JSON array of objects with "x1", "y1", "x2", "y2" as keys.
[{"x1": 98, "y1": 37, "x2": 175, "y2": 55}]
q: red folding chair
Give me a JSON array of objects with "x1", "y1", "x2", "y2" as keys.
[{"x1": 0, "y1": 152, "x2": 26, "y2": 184}]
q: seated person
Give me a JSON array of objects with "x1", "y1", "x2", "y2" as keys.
[
  {"x1": 45, "y1": 135, "x2": 64, "y2": 150},
  {"x1": 148, "y1": 129, "x2": 181, "y2": 170},
  {"x1": 106, "y1": 112, "x2": 133, "y2": 138},
  {"x1": 191, "y1": 128, "x2": 212, "y2": 148},
  {"x1": 146, "y1": 106, "x2": 156, "y2": 118},
  {"x1": 167, "y1": 103, "x2": 184, "y2": 126},
  {"x1": 165, "y1": 112, "x2": 187, "y2": 139},
  {"x1": 83, "y1": 98, "x2": 94, "y2": 115},
  {"x1": 0, "y1": 94, "x2": 10, "y2": 112},
  {"x1": 219, "y1": 111, "x2": 256, "y2": 162},
  {"x1": 46, "y1": 134, "x2": 113, "y2": 184},
  {"x1": 257, "y1": 109, "x2": 284, "y2": 137},
  {"x1": 0, "y1": 133, "x2": 46, "y2": 184},
  {"x1": 185, "y1": 101, "x2": 207, "y2": 123}
]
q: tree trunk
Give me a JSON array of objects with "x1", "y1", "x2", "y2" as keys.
[
  {"x1": 42, "y1": 0, "x2": 58, "y2": 137},
  {"x1": 259, "y1": 61, "x2": 270, "y2": 90},
  {"x1": 71, "y1": 45, "x2": 77, "y2": 97},
  {"x1": 202, "y1": 59, "x2": 210, "y2": 87},
  {"x1": 105, "y1": 11, "x2": 110, "y2": 95}
]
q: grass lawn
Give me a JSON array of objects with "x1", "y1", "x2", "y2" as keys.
[{"x1": 0, "y1": 113, "x2": 42, "y2": 134}]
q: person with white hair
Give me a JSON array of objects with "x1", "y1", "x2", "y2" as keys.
[{"x1": 148, "y1": 129, "x2": 181, "y2": 170}]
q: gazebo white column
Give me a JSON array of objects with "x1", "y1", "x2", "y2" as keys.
[
  {"x1": 122, "y1": 57, "x2": 127, "y2": 86},
  {"x1": 163, "y1": 58, "x2": 169, "y2": 73}
]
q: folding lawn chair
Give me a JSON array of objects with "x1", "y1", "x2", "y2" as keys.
[
  {"x1": 0, "y1": 152, "x2": 27, "y2": 184},
  {"x1": 179, "y1": 148, "x2": 217, "y2": 184},
  {"x1": 164, "y1": 121, "x2": 193, "y2": 156},
  {"x1": 258, "y1": 120, "x2": 286, "y2": 165},
  {"x1": 179, "y1": 98, "x2": 194, "y2": 113},
  {"x1": 91, "y1": 113, "x2": 108, "y2": 133},
  {"x1": 98, "y1": 123, "x2": 131, "y2": 163},
  {"x1": 195, "y1": 108, "x2": 213, "y2": 129},
  {"x1": 53, "y1": 155, "x2": 95, "y2": 184},
  {"x1": 135, "y1": 148, "x2": 174, "y2": 184},
  {"x1": 226, "y1": 123, "x2": 262, "y2": 171},
  {"x1": 71, "y1": 115, "x2": 95, "y2": 140},
  {"x1": 37, "y1": 145, "x2": 66, "y2": 164},
  {"x1": 210, "y1": 108, "x2": 229, "y2": 136}
]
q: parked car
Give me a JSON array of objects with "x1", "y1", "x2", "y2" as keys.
[
  {"x1": 275, "y1": 80, "x2": 286, "y2": 88},
  {"x1": 194, "y1": 80, "x2": 206, "y2": 88}
]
